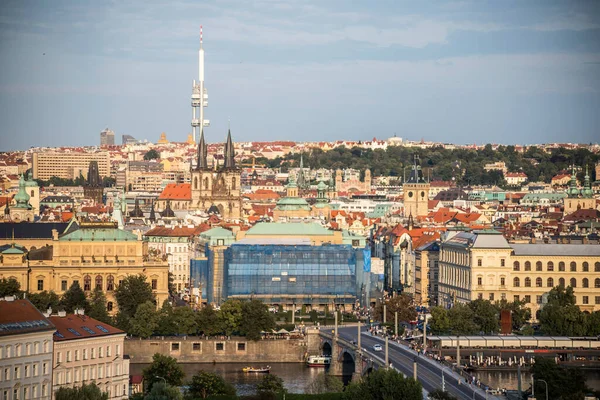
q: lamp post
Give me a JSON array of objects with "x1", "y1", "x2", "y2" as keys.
[
  {"x1": 441, "y1": 366, "x2": 449, "y2": 392},
  {"x1": 538, "y1": 379, "x2": 549, "y2": 400}
]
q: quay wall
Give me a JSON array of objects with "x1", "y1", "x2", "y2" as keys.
[{"x1": 124, "y1": 336, "x2": 311, "y2": 364}]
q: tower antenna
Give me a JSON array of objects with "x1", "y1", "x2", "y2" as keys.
[{"x1": 200, "y1": 25, "x2": 203, "y2": 48}]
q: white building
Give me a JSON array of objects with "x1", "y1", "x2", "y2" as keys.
[
  {"x1": 49, "y1": 311, "x2": 129, "y2": 399},
  {"x1": 0, "y1": 297, "x2": 54, "y2": 400}
]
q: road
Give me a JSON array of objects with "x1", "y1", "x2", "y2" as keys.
[{"x1": 335, "y1": 326, "x2": 499, "y2": 400}]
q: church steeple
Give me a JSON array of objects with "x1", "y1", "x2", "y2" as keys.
[
  {"x1": 196, "y1": 128, "x2": 208, "y2": 170},
  {"x1": 223, "y1": 129, "x2": 235, "y2": 169}
]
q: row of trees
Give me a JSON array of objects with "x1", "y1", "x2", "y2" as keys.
[
  {"x1": 36, "y1": 175, "x2": 115, "y2": 188},
  {"x1": 539, "y1": 286, "x2": 600, "y2": 336},
  {"x1": 255, "y1": 145, "x2": 599, "y2": 186}
]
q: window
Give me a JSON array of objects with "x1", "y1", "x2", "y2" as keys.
[
  {"x1": 500, "y1": 259, "x2": 505, "y2": 267},
  {"x1": 107, "y1": 302, "x2": 113, "y2": 312},
  {"x1": 95, "y1": 275, "x2": 103, "y2": 290},
  {"x1": 37, "y1": 279, "x2": 44, "y2": 291},
  {"x1": 477, "y1": 293, "x2": 483, "y2": 300},
  {"x1": 536, "y1": 277, "x2": 542, "y2": 287},
  {"x1": 536, "y1": 295, "x2": 542, "y2": 304},
  {"x1": 547, "y1": 277, "x2": 554, "y2": 287},
  {"x1": 513, "y1": 261, "x2": 520, "y2": 271},
  {"x1": 107, "y1": 275, "x2": 115, "y2": 291},
  {"x1": 107, "y1": 346, "x2": 111, "y2": 357},
  {"x1": 83, "y1": 349, "x2": 87, "y2": 360},
  {"x1": 75, "y1": 350, "x2": 79, "y2": 361},
  {"x1": 84, "y1": 275, "x2": 91, "y2": 291},
  {"x1": 547, "y1": 261, "x2": 554, "y2": 272},
  {"x1": 596, "y1": 262, "x2": 600, "y2": 272},
  {"x1": 171, "y1": 343, "x2": 179, "y2": 351},
  {"x1": 237, "y1": 343, "x2": 246, "y2": 351},
  {"x1": 477, "y1": 277, "x2": 482, "y2": 286},
  {"x1": 33, "y1": 364, "x2": 37, "y2": 377},
  {"x1": 583, "y1": 296, "x2": 589, "y2": 305},
  {"x1": 192, "y1": 343, "x2": 201, "y2": 352},
  {"x1": 67, "y1": 351, "x2": 71, "y2": 362},
  {"x1": 14, "y1": 367, "x2": 20, "y2": 379},
  {"x1": 24, "y1": 365, "x2": 29, "y2": 377},
  {"x1": 513, "y1": 277, "x2": 520, "y2": 287},
  {"x1": 91, "y1": 348, "x2": 95, "y2": 359},
  {"x1": 559, "y1": 278, "x2": 566, "y2": 287},
  {"x1": 536, "y1": 261, "x2": 542, "y2": 271},
  {"x1": 99, "y1": 347, "x2": 103, "y2": 358},
  {"x1": 216, "y1": 343, "x2": 224, "y2": 351},
  {"x1": 558, "y1": 261, "x2": 565, "y2": 272},
  {"x1": 525, "y1": 277, "x2": 531, "y2": 287},
  {"x1": 489, "y1": 293, "x2": 494, "y2": 301},
  {"x1": 524, "y1": 295, "x2": 531, "y2": 303},
  {"x1": 43, "y1": 363, "x2": 47, "y2": 375},
  {"x1": 477, "y1": 259, "x2": 482, "y2": 267},
  {"x1": 116, "y1": 345, "x2": 120, "y2": 356},
  {"x1": 595, "y1": 296, "x2": 600, "y2": 305},
  {"x1": 583, "y1": 262, "x2": 589, "y2": 272},
  {"x1": 61, "y1": 280, "x2": 68, "y2": 291},
  {"x1": 514, "y1": 295, "x2": 520, "y2": 302},
  {"x1": 570, "y1": 278, "x2": 577, "y2": 288},
  {"x1": 525, "y1": 261, "x2": 531, "y2": 271},
  {"x1": 583, "y1": 278, "x2": 589, "y2": 288},
  {"x1": 152, "y1": 279, "x2": 158, "y2": 290},
  {"x1": 570, "y1": 262, "x2": 577, "y2": 272},
  {"x1": 500, "y1": 277, "x2": 505, "y2": 286}
]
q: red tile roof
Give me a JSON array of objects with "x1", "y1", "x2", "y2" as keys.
[
  {"x1": 49, "y1": 314, "x2": 123, "y2": 341},
  {"x1": 0, "y1": 299, "x2": 55, "y2": 337},
  {"x1": 159, "y1": 183, "x2": 191, "y2": 200},
  {"x1": 145, "y1": 225, "x2": 210, "y2": 237}
]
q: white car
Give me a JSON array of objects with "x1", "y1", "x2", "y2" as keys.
[{"x1": 372, "y1": 344, "x2": 383, "y2": 351}]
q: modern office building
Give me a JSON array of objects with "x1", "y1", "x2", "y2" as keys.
[
  {"x1": 0, "y1": 297, "x2": 55, "y2": 400},
  {"x1": 100, "y1": 128, "x2": 115, "y2": 146},
  {"x1": 49, "y1": 311, "x2": 129, "y2": 399},
  {"x1": 32, "y1": 152, "x2": 110, "y2": 180}
]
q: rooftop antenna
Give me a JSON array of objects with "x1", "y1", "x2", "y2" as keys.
[{"x1": 200, "y1": 25, "x2": 203, "y2": 48}]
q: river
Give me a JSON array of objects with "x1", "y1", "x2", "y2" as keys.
[{"x1": 130, "y1": 363, "x2": 600, "y2": 395}]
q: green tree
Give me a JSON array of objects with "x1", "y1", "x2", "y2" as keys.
[
  {"x1": 374, "y1": 294, "x2": 417, "y2": 324},
  {"x1": 60, "y1": 281, "x2": 89, "y2": 313},
  {"x1": 218, "y1": 299, "x2": 243, "y2": 336},
  {"x1": 468, "y1": 299, "x2": 499, "y2": 334},
  {"x1": 196, "y1": 304, "x2": 223, "y2": 336},
  {"x1": 55, "y1": 382, "x2": 108, "y2": 400},
  {"x1": 144, "y1": 149, "x2": 160, "y2": 160},
  {"x1": 429, "y1": 307, "x2": 450, "y2": 335},
  {"x1": 185, "y1": 370, "x2": 236, "y2": 399},
  {"x1": 27, "y1": 290, "x2": 60, "y2": 312},
  {"x1": 428, "y1": 389, "x2": 458, "y2": 400},
  {"x1": 173, "y1": 306, "x2": 198, "y2": 335},
  {"x1": 87, "y1": 288, "x2": 112, "y2": 324},
  {"x1": 156, "y1": 300, "x2": 177, "y2": 336},
  {"x1": 306, "y1": 372, "x2": 344, "y2": 394},
  {"x1": 256, "y1": 374, "x2": 287, "y2": 396},
  {"x1": 540, "y1": 286, "x2": 587, "y2": 336},
  {"x1": 530, "y1": 357, "x2": 589, "y2": 400},
  {"x1": 168, "y1": 272, "x2": 176, "y2": 297},
  {"x1": 343, "y1": 368, "x2": 422, "y2": 400},
  {"x1": 145, "y1": 381, "x2": 182, "y2": 400},
  {"x1": 447, "y1": 303, "x2": 478, "y2": 335},
  {"x1": 239, "y1": 299, "x2": 276, "y2": 341},
  {"x1": 0, "y1": 277, "x2": 21, "y2": 296},
  {"x1": 130, "y1": 301, "x2": 159, "y2": 338},
  {"x1": 142, "y1": 354, "x2": 185, "y2": 393},
  {"x1": 114, "y1": 274, "x2": 154, "y2": 320}
]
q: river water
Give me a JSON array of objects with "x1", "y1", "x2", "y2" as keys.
[{"x1": 130, "y1": 363, "x2": 600, "y2": 395}]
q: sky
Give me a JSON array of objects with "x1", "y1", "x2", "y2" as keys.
[{"x1": 1, "y1": 0, "x2": 599, "y2": 150}]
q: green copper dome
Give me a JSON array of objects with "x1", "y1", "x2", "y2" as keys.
[
  {"x1": 13, "y1": 175, "x2": 31, "y2": 209},
  {"x1": 275, "y1": 196, "x2": 311, "y2": 211},
  {"x1": 25, "y1": 171, "x2": 38, "y2": 187}
]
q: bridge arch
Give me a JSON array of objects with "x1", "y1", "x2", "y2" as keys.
[{"x1": 322, "y1": 341, "x2": 332, "y2": 356}]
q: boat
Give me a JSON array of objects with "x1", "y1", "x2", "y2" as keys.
[
  {"x1": 306, "y1": 355, "x2": 332, "y2": 367},
  {"x1": 242, "y1": 366, "x2": 271, "y2": 373}
]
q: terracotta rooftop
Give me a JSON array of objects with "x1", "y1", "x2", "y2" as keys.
[
  {"x1": 49, "y1": 314, "x2": 123, "y2": 341},
  {"x1": 144, "y1": 225, "x2": 210, "y2": 237},
  {"x1": 0, "y1": 299, "x2": 55, "y2": 337},
  {"x1": 158, "y1": 183, "x2": 191, "y2": 200}
]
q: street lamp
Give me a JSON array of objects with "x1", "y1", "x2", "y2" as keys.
[
  {"x1": 441, "y1": 366, "x2": 449, "y2": 392},
  {"x1": 537, "y1": 379, "x2": 549, "y2": 400},
  {"x1": 155, "y1": 376, "x2": 166, "y2": 384}
]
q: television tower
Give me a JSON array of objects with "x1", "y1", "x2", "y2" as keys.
[{"x1": 191, "y1": 26, "x2": 209, "y2": 144}]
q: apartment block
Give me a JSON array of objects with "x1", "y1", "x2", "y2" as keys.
[{"x1": 32, "y1": 152, "x2": 110, "y2": 180}]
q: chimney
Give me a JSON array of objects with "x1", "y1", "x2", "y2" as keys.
[
  {"x1": 58, "y1": 310, "x2": 66, "y2": 317},
  {"x1": 3, "y1": 296, "x2": 15, "y2": 302},
  {"x1": 74, "y1": 308, "x2": 85, "y2": 316}
]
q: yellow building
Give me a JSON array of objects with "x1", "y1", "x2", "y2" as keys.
[
  {"x1": 0, "y1": 222, "x2": 169, "y2": 312},
  {"x1": 32, "y1": 152, "x2": 110, "y2": 180},
  {"x1": 563, "y1": 166, "x2": 595, "y2": 215},
  {"x1": 437, "y1": 230, "x2": 600, "y2": 317},
  {"x1": 403, "y1": 157, "x2": 430, "y2": 218}
]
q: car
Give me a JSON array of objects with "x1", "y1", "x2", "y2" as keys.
[{"x1": 372, "y1": 344, "x2": 383, "y2": 351}]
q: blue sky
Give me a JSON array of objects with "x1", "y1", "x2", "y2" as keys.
[{"x1": 1, "y1": 0, "x2": 599, "y2": 150}]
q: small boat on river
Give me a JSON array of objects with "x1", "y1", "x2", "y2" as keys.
[
  {"x1": 242, "y1": 366, "x2": 271, "y2": 373},
  {"x1": 306, "y1": 355, "x2": 332, "y2": 367}
]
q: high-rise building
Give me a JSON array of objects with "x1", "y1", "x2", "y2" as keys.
[
  {"x1": 100, "y1": 128, "x2": 115, "y2": 146},
  {"x1": 32, "y1": 152, "x2": 110, "y2": 180},
  {"x1": 122, "y1": 134, "x2": 136, "y2": 145}
]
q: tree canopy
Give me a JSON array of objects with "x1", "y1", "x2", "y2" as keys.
[
  {"x1": 374, "y1": 294, "x2": 417, "y2": 324},
  {"x1": 54, "y1": 383, "x2": 108, "y2": 400},
  {"x1": 142, "y1": 353, "x2": 185, "y2": 393},
  {"x1": 0, "y1": 278, "x2": 21, "y2": 297},
  {"x1": 306, "y1": 372, "x2": 344, "y2": 394},
  {"x1": 60, "y1": 281, "x2": 89, "y2": 313},
  {"x1": 114, "y1": 274, "x2": 154, "y2": 330},
  {"x1": 530, "y1": 357, "x2": 590, "y2": 400},
  {"x1": 343, "y1": 368, "x2": 422, "y2": 400},
  {"x1": 185, "y1": 370, "x2": 236, "y2": 399},
  {"x1": 144, "y1": 149, "x2": 160, "y2": 160},
  {"x1": 256, "y1": 374, "x2": 287, "y2": 396},
  {"x1": 539, "y1": 286, "x2": 599, "y2": 336}
]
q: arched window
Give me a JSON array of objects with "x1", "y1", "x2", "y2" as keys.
[
  {"x1": 31, "y1": 190, "x2": 34, "y2": 197},
  {"x1": 95, "y1": 275, "x2": 103, "y2": 291},
  {"x1": 513, "y1": 261, "x2": 520, "y2": 271},
  {"x1": 559, "y1": 278, "x2": 565, "y2": 287},
  {"x1": 513, "y1": 277, "x2": 520, "y2": 287},
  {"x1": 570, "y1": 262, "x2": 577, "y2": 272},
  {"x1": 231, "y1": 177, "x2": 236, "y2": 190},
  {"x1": 107, "y1": 302, "x2": 113, "y2": 312},
  {"x1": 595, "y1": 262, "x2": 600, "y2": 272},
  {"x1": 595, "y1": 278, "x2": 600, "y2": 288},
  {"x1": 106, "y1": 275, "x2": 114, "y2": 291},
  {"x1": 525, "y1": 261, "x2": 531, "y2": 271},
  {"x1": 547, "y1": 261, "x2": 554, "y2": 272},
  {"x1": 525, "y1": 277, "x2": 531, "y2": 287},
  {"x1": 583, "y1": 262, "x2": 589, "y2": 272},
  {"x1": 536, "y1": 277, "x2": 542, "y2": 287},
  {"x1": 582, "y1": 278, "x2": 589, "y2": 288},
  {"x1": 536, "y1": 261, "x2": 542, "y2": 271},
  {"x1": 203, "y1": 177, "x2": 209, "y2": 190},
  {"x1": 558, "y1": 261, "x2": 565, "y2": 272},
  {"x1": 84, "y1": 275, "x2": 91, "y2": 291},
  {"x1": 570, "y1": 278, "x2": 577, "y2": 288},
  {"x1": 547, "y1": 277, "x2": 554, "y2": 287}
]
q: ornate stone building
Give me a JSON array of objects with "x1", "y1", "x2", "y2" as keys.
[
  {"x1": 563, "y1": 165, "x2": 595, "y2": 215},
  {"x1": 83, "y1": 161, "x2": 104, "y2": 205},
  {"x1": 335, "y1": 168, "x2": 371, "y2": 194},
  {"x1": 403, "y1": 156, "x2": 430, "y2": 218},
  {"x1": 9, "y1": 174, "x2": 35, "y2": 223}
]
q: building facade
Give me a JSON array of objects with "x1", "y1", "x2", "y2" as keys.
[
  {"x1": 32, "y1": 152, "x2": 110, "y2": 181},
  {"x1": 49, "y1": 312, "x2": 129, "y2": 399},
  {"x1": 100, "y1": 129, "x2": 115, "y2": 146},
  {"x1": 403, "y1": 157, "x2": 430, "y2": 218},
  {"x1": 0, "y1": 297, "x2": 54, "y2": 400}
]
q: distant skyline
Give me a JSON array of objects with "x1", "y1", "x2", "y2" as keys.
[{"x1": 1, "y1": 0, "x2": 600, "y2": 151}]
